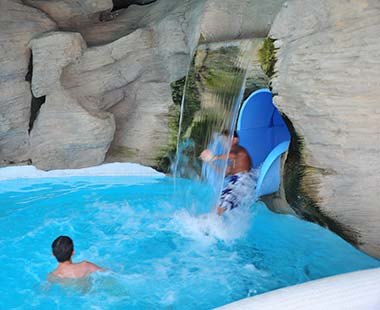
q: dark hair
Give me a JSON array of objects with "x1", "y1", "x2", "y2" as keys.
[
  {"x1": 222, "y1": 129, "x2": 230, "y2": 136},
  {"x1": 52, "y1": 236, "x2": 74, "y2": 262},
  {"x1": 221, "y1": 129, "x2": 239, "y2": 138}
]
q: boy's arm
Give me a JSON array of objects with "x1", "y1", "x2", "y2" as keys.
[
  {"x1": 85, "y1": 261, "x2": 105, "y2": 272},
  {"x1": 46, "y1": 272, "x2": 55, "y2": 282}
]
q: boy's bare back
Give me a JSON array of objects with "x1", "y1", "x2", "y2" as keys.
[
  {"x1": 49, "y1": 236, "x2": 104, "y2": 281},
  {"x1": 51, "y1": 261, "x2": 103, "y2": 279}
]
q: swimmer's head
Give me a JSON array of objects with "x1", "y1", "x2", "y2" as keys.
[
  {"x1": 221, "y1": 129, "x2": 239, "y2": 146},
  {"x1": 52, "y1": 236, "x2": 74, "y2": 262},
  {"x1": 221, "y1": 129, "x2": 238, "y2": 137},
  {"x1": 232, "y1": 131, "x2": 239, "y2": 145}
]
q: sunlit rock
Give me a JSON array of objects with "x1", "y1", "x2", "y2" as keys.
[
  {"x1": 270, "y1": 0, "x2": 380, "y2": 258},
  {"x1": 1, "y1": 0, "x2": 286, "y2": 169},
  {"x1": 29, "y1": 90, "x2": 115, "y2": 170},
  {"x1": 24, "y1": 0, "x2": 113, "y2": 29},
  {"x1": 29, "y1": 32, "x2": 86, "y2": 97},
  {"x1": 200, "y1": 0, "x2": 286, "y2": 43},
  {"x1": 29, "y1": 32, "x2": 115, "y2": 170},
  {"x1": 0, "y1": 0, "x2": 56, "y2": 166}
]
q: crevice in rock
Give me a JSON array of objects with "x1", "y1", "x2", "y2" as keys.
[
  {"x1": 29, "y1": 96, "x2": 46, "y2": 133},
  {"x1": 282, "y1": 113, "x2": 359, "y2": 246},
  {"x1": 99, "y1": 0, "x2": 157, "y2": 22},
  {"x1": 112, "y1": 0, "x2": 157, "y2": 11},
  {"x1": 25, "y1": 52, "x2": 46, "y2": 133},
  {"x1": 25, "y1": 52, "x2": 33, "y2": 83}
]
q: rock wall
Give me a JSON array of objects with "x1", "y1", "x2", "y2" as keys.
[
  {"x1": 270, "y1": 0, "x2": 380, "y2": 258},
  {"x1": 24, "y1": 0, "x2": 113, "y2": 30},
  {"x1": 0, "y1": 0, "x2": 283, "y2": 170},
  {"x1": 28, "y1": 32, "x2": 116, "y2": 169},
  {"x1": 200, "y1": 0, "x2": 285, "y2": 42},
  {"x1": 0, "y1": 0, "x2": 56, "y2": 165}
]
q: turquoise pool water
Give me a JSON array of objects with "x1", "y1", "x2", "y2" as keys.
[{"x1": 1, "y1": 176, "x2": 379, "y2": 309}]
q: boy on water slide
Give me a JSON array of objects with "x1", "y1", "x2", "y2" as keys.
[{"x1": 200, "y1": 130, "x2": 255, "y2": 215}]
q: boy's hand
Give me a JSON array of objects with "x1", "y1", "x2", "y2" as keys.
[
  {"x1": 217, "y1": 207, "x2": 226, "y2": 216},
  {"x1": 200, "y1": 149, "x2": 214, "y2": 162}
]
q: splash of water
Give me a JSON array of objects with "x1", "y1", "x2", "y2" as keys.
[{"x1": 171, "y1": 204, "x2": 255, "y2": 246}]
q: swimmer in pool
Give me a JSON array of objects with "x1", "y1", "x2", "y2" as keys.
[{"x1": 48, "y1": 236, "x2": 104, "y2": 280}]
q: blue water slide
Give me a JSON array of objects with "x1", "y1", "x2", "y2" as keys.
[
  {"x1": 237, "y1": 88, "x2": 290, "y2": 198},
  {"x1": 255, "y1": 140, "x2": 290, "y2": 197}
]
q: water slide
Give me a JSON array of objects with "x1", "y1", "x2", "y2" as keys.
[
  {"x1": 236, "y1": 88, "x2": 290, "y2": 198},
  {"x1": 219, "y1": 90, "x2": 380, "y2": 308}
]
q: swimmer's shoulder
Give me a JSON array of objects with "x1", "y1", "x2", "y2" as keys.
[
  {"x1": 80, "y1": 261, "x2": 104, "y2": 273},
  {"x1": 47, "y1": 272, "x2": 64, "y2": 283}
]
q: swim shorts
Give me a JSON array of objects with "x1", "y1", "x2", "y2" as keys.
[{"x1": 218, "y1": 170, "x2": 256, "y2": 212}]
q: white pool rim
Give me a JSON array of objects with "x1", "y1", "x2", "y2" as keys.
[
  {"x1": 216, "y1": 267, "x2": 380, "y2": 309},
  {"x1": 0, "y1": 162, "x2": 165, "y2": 180}
]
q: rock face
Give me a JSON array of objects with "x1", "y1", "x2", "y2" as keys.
[
  {"x1": 270, "y1": 0, "x2": 380, "y2": 258},
  {"x1": 200, "y1": 0, "x2": 286, "y2": 42},
  {"x1": 0, "y1": 0, "x2": 56, "y2": 166},
  {"x1": 63, "y1": 0, "x2": 207, "y2": 167},
  {"x1": 13, "y1": 0, "x2": 282, "y2": 169},
  {"x1": 24, "y1": 0, "x2": 113, "y2": 29},
  {"x1": 28, "y1": 32, "x2": 115, "y2": 169}
]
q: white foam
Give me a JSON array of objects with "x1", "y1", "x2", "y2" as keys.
[
  {"x1": 172, "y1": 206, "x2": 254, "y2": 246},
  {"x1": 0, "y1": 162, "x2": 165, "y2": 181}
]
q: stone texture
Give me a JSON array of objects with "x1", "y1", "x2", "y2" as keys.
[
  {"x1": 28, "y1": 32, "x2": 115, "y2": 170},
  {"x1": 55, "y1": 0, "x2": 286, "y2": 48},
  {"x1": 29, "y1": 32, "x2": 87, "y2": 97},
  {"x1": 0, "y1": 0, "x2": 56, "y2": 165},
  {"x1": 75, "y1": 28, "x2": 194, "y2": 166},
  {"x1": 56, "y1": 0, "x2": 206, "y2": 48},
  {"x1": 0, "y1": 0, "x2": 289, "y2": 170},
  {"x1": 29, "y1": 90, "x2": 115, "y2": 170},
  {"x1": 107, "y1": 81, "x2": 173, "y2": 165},
  {"x1": 200, "y1": 0, "x2": 286, "y2": 43},
  {"x1": 67, "y1": 1, "x2": 207, "y2": 167},
  {"x1": 21, "y1": 1, "x2": 210, "y2": 169},
  {"x1": 24, "y1": 0, "x2": 113, "y2": 29},
  {"x1": 270, "y1": 0, "x2": 380, "y2": 257}
]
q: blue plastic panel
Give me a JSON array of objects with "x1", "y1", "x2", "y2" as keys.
[
  {"x1": 255, "y1": 141, "x2": 290, "y2": 197},
  {"x1": 237, "y1": 88, "x2": 291, "y2": 197}
]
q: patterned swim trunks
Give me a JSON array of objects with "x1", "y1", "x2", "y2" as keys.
[{"x1": 218, "y1": 170, "x2": 256, "y2": 212}]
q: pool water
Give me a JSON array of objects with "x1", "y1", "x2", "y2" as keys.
[{"x1": 0, "y1": 176, "x2": 379, "y2": 309}]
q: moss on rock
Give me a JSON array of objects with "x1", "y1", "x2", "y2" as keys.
[{"x1": 257, "y1": 37, "x2": 276, "y2": 78}]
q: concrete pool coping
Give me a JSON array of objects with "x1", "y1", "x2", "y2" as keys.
[
  {"x1": 0, "y1": 162, "x2": 165, "y2": 181},
  {"x1": 216, "y1": 267, "x2": 380, "y2": 309}
]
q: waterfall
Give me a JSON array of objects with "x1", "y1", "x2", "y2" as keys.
[{"x1": 172, "y1": 39, "x2": 254, "y2": 212}]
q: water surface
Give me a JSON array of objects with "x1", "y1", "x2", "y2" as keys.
[{"x1": 0, "y1": 176, "x2": 379, "y2": 309}]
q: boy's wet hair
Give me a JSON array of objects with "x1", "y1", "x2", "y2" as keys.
[
  {"x1": 52, "y1": 236, "x2": 74, "y2": 262},
  {"x1": 222, "y1": 129, "x2": 239, "y2": 138}
]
